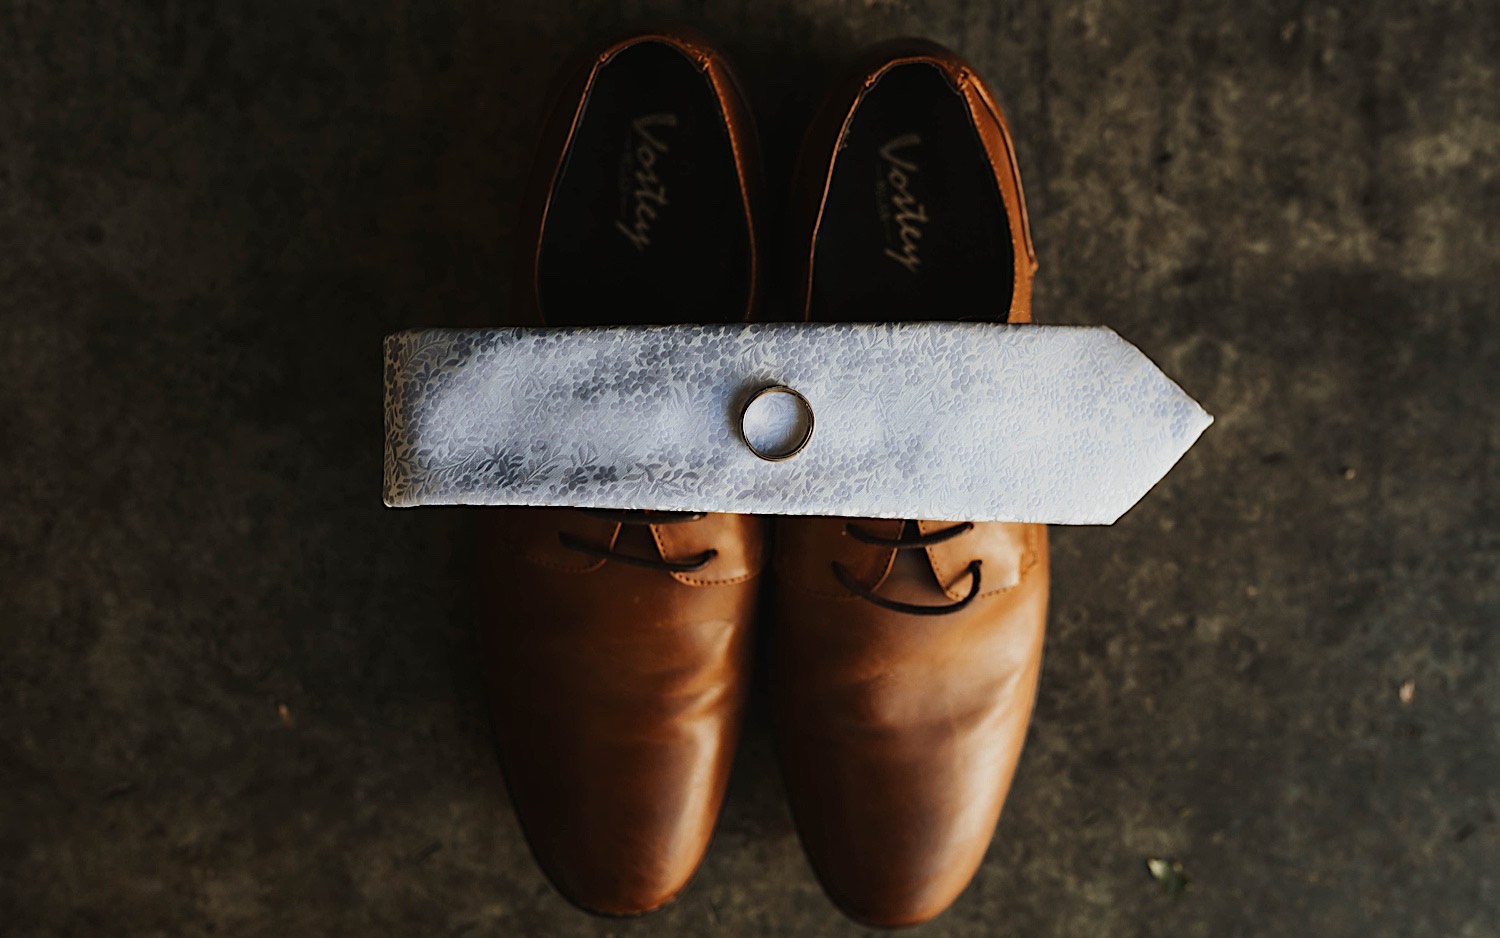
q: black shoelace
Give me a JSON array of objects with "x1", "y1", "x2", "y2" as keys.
[
  {"x1": 832, "y1": 521, "x2": 982, "y2": 616},
  {"x1": 557, "y1": 508, "x2": 718, "y2": 572}
]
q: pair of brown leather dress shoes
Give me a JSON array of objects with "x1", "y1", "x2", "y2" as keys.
[{"x1": 477, "y1": 29, "x2": 1047, "y2": 929}]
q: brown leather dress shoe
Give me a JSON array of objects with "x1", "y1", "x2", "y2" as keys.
[
  {"x1": 771, "y1": 39, "x2": 1049, "y2": 928},
  {"x1": 477, "y1": 30, "x2": 764, "y2": 916}
]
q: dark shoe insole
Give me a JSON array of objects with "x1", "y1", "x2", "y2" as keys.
[
  {"x1": 810, "y1": 63, "x2": 1014, "y2": 324},
  {"x1": 538, "y1": 42, "x2": 750, "y2": 326}
]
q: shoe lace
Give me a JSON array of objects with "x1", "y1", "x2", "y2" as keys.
[
  {"x1": 557, "y1": 508, "x2": 718, "y2": 572},
  {"x1": 831, "y1": 521, "x2": 981, "y2": 616}
]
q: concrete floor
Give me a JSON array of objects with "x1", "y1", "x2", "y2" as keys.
[{"x1": 3, "y1": 1, "x2": 1497, "y2": 935}]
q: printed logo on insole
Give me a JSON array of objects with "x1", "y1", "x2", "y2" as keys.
[
  {"x1": 616, "y1": 113, "x2": 677, "y2": 253},
  {"x1": 877, "y1": 134, "x2": 928, "y2": 273}
]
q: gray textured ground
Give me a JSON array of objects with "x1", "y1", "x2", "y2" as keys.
[{"x1": 2, "y1": 1, "x2": 1497, "y2": 935}]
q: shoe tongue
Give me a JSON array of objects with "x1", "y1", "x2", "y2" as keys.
[
  {"x1": 610, "y1": 523, "x2": 660, "y2": 563},
  {"x1": 871, "y1": 547, "x2": 952, "y2": 606}
]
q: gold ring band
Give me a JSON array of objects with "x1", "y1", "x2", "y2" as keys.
[{"x1": 739, "y1": 384, "x2": 815, "y2": 461}]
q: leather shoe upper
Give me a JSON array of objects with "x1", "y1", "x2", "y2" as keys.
[
  {"x1": 480, "y1": 509, "x2": 764, "y2": 915},
  {"x1": 478, "y1": 29, "x2": 763, "y2": 917},
  {"x1": 773, "y1": 38, "x2": 1050, "y2": 928}
]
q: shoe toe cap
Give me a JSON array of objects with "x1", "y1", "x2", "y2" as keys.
[
  {"x1": 499, "y1": 730, "x2": 728, "y2": 916},
  {"x1": 795, "y1": 783, "x2": 998, "y2": 928},
  {"x1": 537, "y1": 835, "x2": 696, "y2": 917}
]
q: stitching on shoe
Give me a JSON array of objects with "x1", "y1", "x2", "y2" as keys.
[{"x1": 674, "y1": 568, "x2": 764, "y2": 588}]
